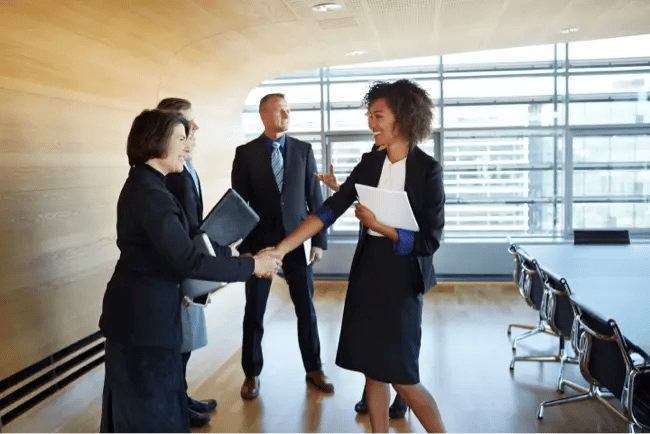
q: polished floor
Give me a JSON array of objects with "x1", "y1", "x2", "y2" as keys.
[{"x1": 4, "y1": 279, "x2": 628, "y2": 432}]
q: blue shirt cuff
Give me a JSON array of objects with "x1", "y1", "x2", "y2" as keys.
[
  {"x1": 314, "y1": 205, "x2": 336, "y2": 229},
  {"x1": 393, "y1": 229, "x2": 415, "y2": 256}
]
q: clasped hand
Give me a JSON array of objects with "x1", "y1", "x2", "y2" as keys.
[
  {"x1": 253, "y1": 247, "x2": 284, "y2": 279},
  {"x1": 355, "y1": 202, "x2": 377, "y2": 229}
]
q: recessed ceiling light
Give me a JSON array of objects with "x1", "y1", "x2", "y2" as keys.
[
  {"x1": 560, "y1": 27, "x2": 579, "y2": 34},
  {"x1": 312, "y1": 2, "x2": 342, "y2": 12},
  {"x1": 345, "y1": 49, "x2": 367, "y2": 56}
]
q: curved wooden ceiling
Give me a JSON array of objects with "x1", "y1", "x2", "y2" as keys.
[{"x1": 2, "y1": 0, "x2": 650, "y2": 104}]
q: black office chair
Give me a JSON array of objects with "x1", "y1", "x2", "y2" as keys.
[
  {"x1": 507, "y1": 245, "x2": 557, "y2": 370},
  {"x1": 538, "y1": 298, "x2": 650, "y2": 423},
  {"x1": 623, "y1": 366, "x2": 650, "y2": 432},
  {"x1": 507, "y1": 243, "x2": 537, "y2": 336},
  {"x1": 533, "y1": 269, "x2": 580, "y2": 391},
  {"x1": 574, "y1": 229, "x2": 630, "y2": 245}
]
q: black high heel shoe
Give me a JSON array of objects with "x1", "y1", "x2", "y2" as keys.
[
  {"x1": 389, "y1": 393, "x2": 409, "y2": 419},
  {"x1": 354, "y1": 387, "x2": 368, "y2": 414}
]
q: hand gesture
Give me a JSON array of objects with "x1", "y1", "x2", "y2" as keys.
[
  {"x1": 314, "y1": 164, "x2": 339, "y2": 192},
  {"x1": 253, "y1": 248, "x2": 283, "y2": 279},
  {"x1": 355, "y1": 203, "x2": 377, "y2": 229}
]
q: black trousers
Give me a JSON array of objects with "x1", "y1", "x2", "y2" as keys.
[
  {"x1": 241, "y1": 246, "x2": 322, "y2": 376},
  {"x1": 100, "y1": 340, "x2": 189, "y2": 433},
  {"x1": 181, "y1": 351, "x2": 191, "y2": 397}
]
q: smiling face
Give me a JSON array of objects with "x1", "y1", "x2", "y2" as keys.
[
  {"x1": 367, "y1": 97, "x2": 403, "y2": 150},
  {"x1": 156, "y1": 123, "x2": 189, "y2": 174},
  {"x1": 260, "y1": 96, "x2": 290, "y2": 137},
  {"x1": 178, "y1": 108, "x2": 197, "y2": 158}
]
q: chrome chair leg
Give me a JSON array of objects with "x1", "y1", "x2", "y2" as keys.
[
  {"x1": 511, "y1": 326, "x2": 544, "y2": 351},
  {"x1": 538, "y1": 391, "x2": 591, "y2": 419},
  {"x1": 556, "y1": 344, "x2": 579, "y2": 392},
  {"x1": 511, "y1": 354, "x2": 559, "y2": 370},
  {"x1": 559, "y1": 378, "x2": 588, "y2": 395},
  {"x1": 511, "y1": 325, "x2": 556, "y2": 351},
  {"x1": 507, "y1": 323, "x2": 536, "y2": 337},
  {"x1": 538, "y1": 383, "x2": 626, "y2": 422}
]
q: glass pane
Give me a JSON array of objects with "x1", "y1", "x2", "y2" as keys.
[
  {"x1": 329, "y1": 139, "x2": 374, "y2": 232},
  {"x1": 444, "y1": 134, "x2": 563, "y2": 235},
  {"x1": 443, "y1": 76, "x2": 555, "y2": 99},
  {"x1": 573, "y1": 135, "x2": 650, "y2": 163},
  {"x1": 444, "y1": 103, "x2": 561, "y2": 128},
  {"x1": 574, "y1": 169, "x2": 650, "y2": 196},
  {"x1": 569, "y1": 35, "x2": 650, "y2": 60},
  {"x1": 288, "y1": 110, "x2": 321, "y2": 132},
  {"x1": 573, "y1": 203, "x2": 650, "y2": 229},
  {"x1": 569, "y1": 73, "x2": 650, "y2": 95},
  {"x1": 243, "y1": 110, "x2": 322, "y2": 133},
  {"x1": 293, "y1": 134, "x2": 323, "y2": 174},
  {"x1": 329, "y1": 82, "x2": 372, "y2": 105},
  {"x1": 444, "y1": 136, "x2": 560, "y2": 167},
  {"x1": 572, "y1": 134, "x2": 650, "y2": 230},
  {"x1": 443, "y1": 44, "x2": 555, "y2": 66},
  {"x1": 244, "y1": 83, "x2": 321, "y2": 106},
  {"x1": 329, "y1": 108, "x2": 367, "y2": 131},
  {"x1": 569, "y1": 101, "x2": 650, "y2": 125},
  {"x1": 445, "y1": 202, "x2": 562, "y2": 236}
]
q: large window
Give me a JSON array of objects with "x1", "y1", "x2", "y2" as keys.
[{"x1": 243, "y1": 34, "x2": 650, "y2": 239}]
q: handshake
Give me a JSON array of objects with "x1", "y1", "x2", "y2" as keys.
[
  {"x1": 230, "y1": 237, "x2": 323, "y2": 280},
  {"x1": 252, "y1": 247, "x2": 284, "y2": 279}
]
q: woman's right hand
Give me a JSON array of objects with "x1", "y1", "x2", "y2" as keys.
[
  {"x1": 315, "y1": 164, "x2": 339, "y2": 192},
  {"x1": 253, "y1": 249, "x2": 283, "y2": 279}
]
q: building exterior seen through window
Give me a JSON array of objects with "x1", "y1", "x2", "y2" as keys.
[{"x1": 242, "y1": 34, "x2": 650, "y2": 239}]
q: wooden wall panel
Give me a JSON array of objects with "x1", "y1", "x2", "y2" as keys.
[{"x1": 0, "y1": 88, "x2": 137, "y2": 380}]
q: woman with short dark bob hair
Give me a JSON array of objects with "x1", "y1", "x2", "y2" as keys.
[
  {"x1": 275, "y1": 79, "x2": 446, "y2": 432},
  {"x1": 99, "y1": 109, "x2": 280, "y2": 432}
]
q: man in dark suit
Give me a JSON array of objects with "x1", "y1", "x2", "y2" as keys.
[
  {"x1": 232, "y1": 93, "x2": 333, "y2": 399},
  {"x1": 157, "y1": 98, "x2": 215, "y2": 428}
]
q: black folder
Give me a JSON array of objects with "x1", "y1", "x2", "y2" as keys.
[
  {"x1": 181, "y1": 233, "x2": 227, "y2": 299},
  {"x1": 200, "y1": 188, "x2": 260, "y2": 246}
]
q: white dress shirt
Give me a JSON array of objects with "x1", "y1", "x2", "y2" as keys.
[{"x1": 368, "y1": 156, "x2": 406, "y2": 237}]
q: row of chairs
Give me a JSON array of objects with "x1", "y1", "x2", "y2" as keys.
[{"x1": 507, "y1": 243, "x2": 650, "y2": 431}]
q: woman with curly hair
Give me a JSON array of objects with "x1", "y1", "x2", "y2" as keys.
[{"x1": 274, "y1": 79, "x2": 446, "y2": 432}]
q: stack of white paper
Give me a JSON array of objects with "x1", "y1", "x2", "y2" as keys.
[{"x1": 355, "y1": 184, "x2": 419, "y2": 231}]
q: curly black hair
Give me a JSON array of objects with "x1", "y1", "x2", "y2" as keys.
[{"x1": 363, "y1": 79, "x2": 434, "y2": 148}]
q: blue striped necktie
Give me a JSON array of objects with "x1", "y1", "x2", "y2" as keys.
[
  {"x1": 184, "y1": 158, "x2": 201, "y2": 198},
  {"x1": 271, "y1": 141, "x2": 283, "y2": 192}
]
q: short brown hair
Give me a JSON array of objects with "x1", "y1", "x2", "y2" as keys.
[
  {"x1": 127, "y1": 109, "x2": 190, "y2": 166},
  {"x1": 363, "y1": 79, "x2": 434, "y2": 148},
  {"x1": 156, "y1": 97, "x2": 192, "y2": 113},
  {"x1": 259, "y1": 93, "x2": 285, "y2": 112}
]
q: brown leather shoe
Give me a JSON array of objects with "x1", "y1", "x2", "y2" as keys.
[
  {"x1": 240, "y1": 376, "x2": 260, "y2": 399},
  {"x1": 305, "y1": 370, "x2": 334, "y2": 393}
]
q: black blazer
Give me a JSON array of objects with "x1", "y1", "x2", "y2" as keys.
[
  {"x1": 231, "y1": 134, "x2": 327, "y2": 254},
  {"x1": 99, "y1": 164, "x2": 255, "y2": 349},
  {"x1": 323, "y1": 146, "x2": 445, "y2": 292},
  {"x1": 166, "y1": 166, "x2": 203, "y2": 237}
]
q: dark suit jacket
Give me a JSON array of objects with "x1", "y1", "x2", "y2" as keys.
[
  {"x1": 231, "y1": 134, "x2": 327, "y2": 254},
  {"x1": 167, "y1": 166, "x2": 202, "y2": 238},
  {"x1": 99, "y1": 164, "x2": 254, "y2": 349},
  {"x1": 323, "y1": 146, "x2": 445, "y2": 292}
]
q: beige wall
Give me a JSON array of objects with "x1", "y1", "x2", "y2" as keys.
[{"x1": 0, "y1": 2, "x2": 276, "y2": 380}]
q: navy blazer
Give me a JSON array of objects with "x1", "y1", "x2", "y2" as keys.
[
  {"x1": 99, "y1": 164, "x2": 255, "y2": 349},
  {"x1": 167, "y1": 166, "x2": 202, "y2": 238},
  {"x1": 231, "y1": 134, "x2": 327, "y2": 254},
  {"x1": 322, "y1": 146, "x2": 445, "y2": 292}
]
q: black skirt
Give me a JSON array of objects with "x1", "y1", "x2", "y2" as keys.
[
  {"x1": 100, "y1": 340, "x2": 189, "y2": 433},
  {"x1": 335, "y1": 236, "x2": 423, "y2": 384}
]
